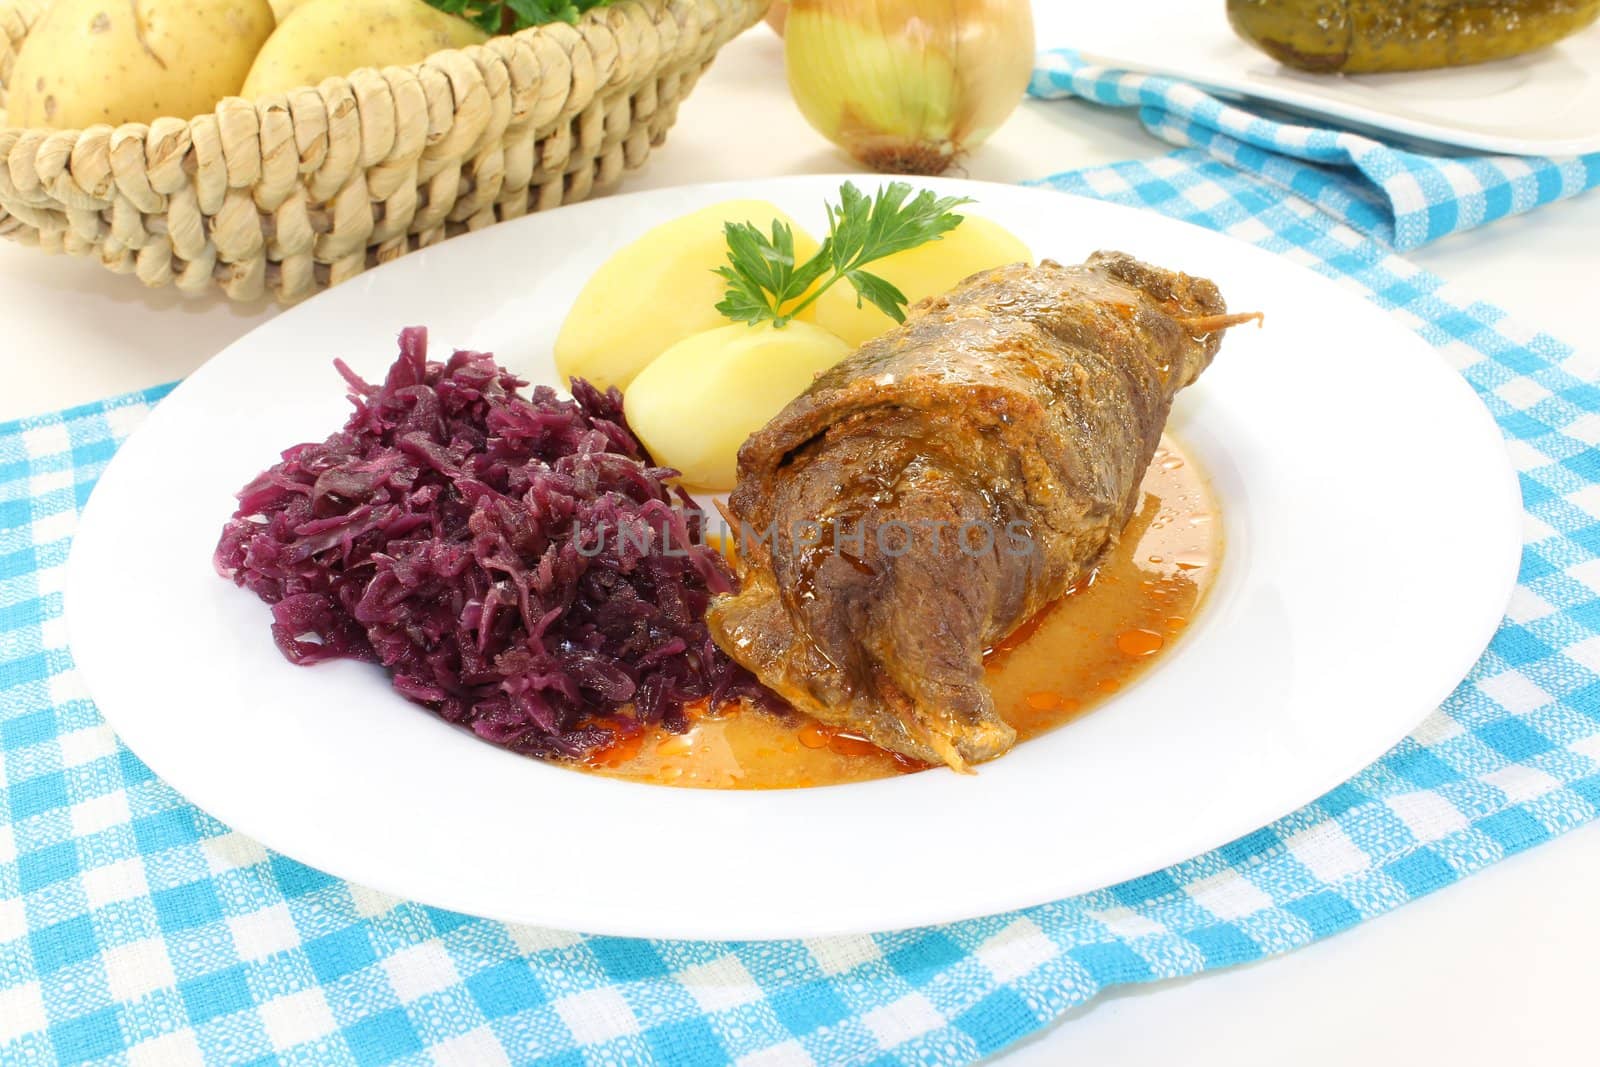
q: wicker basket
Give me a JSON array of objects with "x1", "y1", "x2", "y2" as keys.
[{"x1": 0, "y1": 0, "x2": 766, "y2": 303}]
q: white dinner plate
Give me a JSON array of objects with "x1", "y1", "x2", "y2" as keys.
[
  {"x1": 65, "y1": 176, "x2": 1521, "y2": 940},
  {"x1": 1050, "y1": 1, "x2": 1600, "y2": 155}
]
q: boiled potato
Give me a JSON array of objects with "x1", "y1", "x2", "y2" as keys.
[
  {"x1": 814, "y1": 216, "x2": 1032, "y2": 348},
  {"x1": 625, "y1": 322, "x2": 851, "y2": 490},
  {"x1": 242, "y1": 0, "x2": 487, "y2": 98},
  {"x1": 556, "y1": 200, "x2": 822, "y2": 392},
  {"x1": 7, "y1": 0, "x2": 275, "y2": 128}
]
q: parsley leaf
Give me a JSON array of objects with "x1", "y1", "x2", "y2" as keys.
[
  {"x1": 716, "y1": 180, "x2": 973, "y2": 329},
  {"x1": 841, "y1": 269, "x2": 909, "y2": 321},
  {"x1": 714, "y1": 220, "x2": 835, "y2": 325},
  {"x1": 425, "y1": 0, "x2": 616, "y2": 33}
]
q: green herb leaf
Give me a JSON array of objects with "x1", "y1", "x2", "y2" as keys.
[
  {"x1": 717, "y1": 180, "x2": 973, "y2": 330},
  {"x1": 858, "y1": 183, "x2": 971, "y2": 260},
  {"x1": 713, "y1": 262, "x2": 777, "y2": 326},
  {"x1": 424, "y1": 0, "x2": 616, "y2": 33},
  {"x1": 844, "y1": 269, "x2": 911, "y2": 323}
]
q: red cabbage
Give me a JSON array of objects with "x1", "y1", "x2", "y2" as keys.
[{"x1": 214, "y1": 327, "x2": 773, "y2": 760}]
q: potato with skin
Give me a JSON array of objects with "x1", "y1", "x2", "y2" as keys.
[
  {"x1": 242, "y1": 0, "x2": 487, "y2": 98},
  {"x1": 624, "y1": 322, "x2": 853, "y2": 491},
  {"x1": 556, "y1": 200, "x2": 823, "y2": 392},
  {"x1": 267, "y1": 0, "x2": 311, "y2": 22},
  {"x1": 7, "y1": 0, "x2": 276, "y2": 128},
  {"x1": 814, "y1": 215, "x2": 1032, "y2": 348}
]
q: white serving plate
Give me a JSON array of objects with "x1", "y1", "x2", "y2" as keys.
[
  {"x1": 1044, "y1": 1, "x2": 1600, "y2": 155},
  {"x1": 65, "y1": 176, "x2": 1521, "y2": 940}
]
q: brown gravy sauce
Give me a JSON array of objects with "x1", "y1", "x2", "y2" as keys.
[{"x1": 584, "y1": 435, "x2": 1221, "y2": 789}]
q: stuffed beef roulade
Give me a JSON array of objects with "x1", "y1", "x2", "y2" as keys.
[{"x1": 707, "y1": 252, "x2": 1257, "y2": 771}]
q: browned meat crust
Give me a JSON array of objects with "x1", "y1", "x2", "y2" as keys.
[{"x1": 707, "y1": 252, "x2": 1238, "y2": 770}]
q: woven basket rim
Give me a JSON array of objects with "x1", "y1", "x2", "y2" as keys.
[
  {"x1": 0, "y1": 0, "x2": 744, "y2": 136},
  {"x1": 0, "y1": 0, "x2": 764, "y2": 303}
]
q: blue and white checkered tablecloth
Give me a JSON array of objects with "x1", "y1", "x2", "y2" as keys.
[
  {"x1": 1030, "y1": 50, "x2": 1600, "y2": 251},
  {"x1": 5, "y1": 154, "x2": 1600, "y2": 1065}
]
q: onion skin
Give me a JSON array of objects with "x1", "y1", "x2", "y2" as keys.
[{"x1": 784, "y1": 0, "x2": 1035, "y2": 176}]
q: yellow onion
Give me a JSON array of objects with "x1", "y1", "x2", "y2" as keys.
[{"x1": 784, "y1": 0, "x2": 1035, "y2": 175}]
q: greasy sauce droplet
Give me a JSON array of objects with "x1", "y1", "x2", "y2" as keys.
[
  {"x1": 1116, "y1": 629, "x2": 1165, "y2": 657},
  {"x1": 985, "y1": 599, "x2": 1062, "y2": 661},
  {"x1": 1025, "y1": 691, "x2": 1061, "y2": 711},
  {"x1": 828, "y1": 732, "x2": 879, "y2": 757},
  {"x1": 587, "y1": 729, "x2": 644, "y2": 767},
  {"x1": 656, "y1": 732, "x2": 694, "y2": 758},
  {"x1": 798, "y1": 721, "x2": 831, "y2": 749}
]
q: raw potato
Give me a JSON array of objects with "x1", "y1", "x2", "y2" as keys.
[
  {"x1": 242, "y1": 0, "x2": 487, "y2": 98},
  {"x1": 6, "y1": 0, "x2": 276, "y2": 128},
  {"x1": 814, "y1": 215, "x2": 1032, "y2": 348},
  {"x1": 625, "y1": 322, "x2": 852, "y2": 491},
  {"x1": 556, "y1": 200, "x2": 823, "y2": 392},
  {"x1": 267, "y1": 0, "x2": 311, "y2": 22}
]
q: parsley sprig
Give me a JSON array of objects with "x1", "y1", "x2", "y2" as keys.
[
  {"x1": 426, "y1": 0, "x2": 615, "y2": 34},
  {"x1": 716, "y1": 182, "x2": 973, "y2": 329}
]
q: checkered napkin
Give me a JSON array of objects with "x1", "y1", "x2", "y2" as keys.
[
  {"x1": 1029, "y1": 49, "x2": 1600, "y2": 251},
  {"x1": 5, "y1": 160, "x2": 1600, "y2": 1067}
]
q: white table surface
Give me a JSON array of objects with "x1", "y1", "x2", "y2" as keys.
[{"x1": 4, "y1": 10, "x2": 1599, "y2": 1065}]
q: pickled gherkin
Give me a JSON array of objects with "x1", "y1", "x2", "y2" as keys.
[{"x1": 1226, "y1": 0, "x2": 1600, "y2": 73}]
